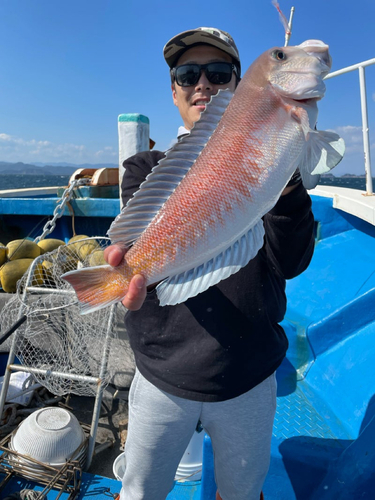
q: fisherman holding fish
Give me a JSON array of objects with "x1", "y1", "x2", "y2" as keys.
[{"x1": 64, "y1": 24, "x2": 344, "y2": 500}]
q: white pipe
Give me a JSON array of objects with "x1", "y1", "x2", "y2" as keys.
[
  {"x1": 5, "y1": 383, "x2": 42, "y2": 402},
  {"x1": 9, "y1": 364, "x2": 100, "y2": 384},
  {"x1": 324, "y1": 58, "x2": 375, "y2": 79},
  {"x1": 118, "y1": 114, "x2": 150, "y2": 209},
  {"x1": 284, "y1": 7, "x2": 295, "y2": 47},
  {"x1": 359, "y1": 66, "x2": 373, "y2": 195}
]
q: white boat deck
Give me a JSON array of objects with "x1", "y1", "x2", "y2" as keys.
[{"x1": 310, "y1": 185, "x2": 375, "y2": 226}]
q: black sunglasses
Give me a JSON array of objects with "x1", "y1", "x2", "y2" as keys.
[{"x1": 171, "y1": 62, "x2": 239, "y2": 87}]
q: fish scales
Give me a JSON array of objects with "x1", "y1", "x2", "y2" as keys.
[{"x1": 124, "y1": 85, "x2": 269, "y2": 279}]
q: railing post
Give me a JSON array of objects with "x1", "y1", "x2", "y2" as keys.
[
  {"x1": 324, "y1": 58, "x2": 375, "y2": 195},
  {"x1": 118, "y1": 114, "x2": 150, "y2": 208},
  {"x1": 358, "y1": 66, "x2": 373, "y2": 195}
]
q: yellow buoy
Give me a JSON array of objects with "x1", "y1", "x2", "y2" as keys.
[
  {"x1": 42, "y1": 259, "x2": 55, "y2": 286},
  {"x1": 7, "y1": 239, "x2": 41, "y2": 261},
  {"x1": 37, "y1": 238, "x2": 66, "y2": 254},
  {"x1": 0, "y1": 259, "x2": 43, "y2": 293},
  {"x1": 88, "y1": 249, "x2": 107, "y2": 267},
  {"x1": 0, "y1": 242, "x2": 6, "y2": 266},
  {"x1": 68, "y1": 235, "x2": 99, "y2": 261}
]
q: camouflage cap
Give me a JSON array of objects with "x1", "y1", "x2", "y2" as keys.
[{"x1": 163, "y1": 27, "x2": 241, "y2": 74}]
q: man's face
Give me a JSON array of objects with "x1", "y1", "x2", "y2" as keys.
[{"x1": 172, "y1": 45, "x2": 237, "y2": 130}]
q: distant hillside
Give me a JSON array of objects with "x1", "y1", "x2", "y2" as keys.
[
  {"x1": 0, "y1": 161, "x2": 118, "y2": 176},
  {"x1": 319, "y1": 173, "x2": 366, "y2": 179}
]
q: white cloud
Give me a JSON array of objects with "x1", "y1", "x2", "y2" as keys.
[
  {"x1": 94, "y1": 146, "x2": 117, "y2": 158},
  {"x1": 0, "y1": 133, "x2": 12, "y2": 141},
  {"x1": 0, "y1": 133, "x2": 117, "y2": 164}
]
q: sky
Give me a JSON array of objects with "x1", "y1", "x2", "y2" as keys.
[{"x1": 0, "y1": 0, "x2": 374, "y2": 176}]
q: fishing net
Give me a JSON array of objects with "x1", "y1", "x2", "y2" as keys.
[{"x1": 0, "y1": 237, "x2": 119, "y2": 397}]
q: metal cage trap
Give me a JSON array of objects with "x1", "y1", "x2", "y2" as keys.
[
  {"x1": 0, "y1": 237, "x2": 118, "y2": 486},
  {"x1": 0, "y1": 431, "x2": 86, "y2": 499}
]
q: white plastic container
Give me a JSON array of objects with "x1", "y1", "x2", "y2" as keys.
[
  {"x1": 113, "y1": 431, "x2": 204, "y2": 483},
  {"x1": 113, "y1": 451, "x2": 126, "y2": 481},
  {"x1": 175, "y1": 430, "x2": 204, "y2": 482}
]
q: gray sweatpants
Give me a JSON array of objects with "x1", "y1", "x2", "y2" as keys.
[{"x1": 120, "y1": 369, "x2": 276, "y2": 500}]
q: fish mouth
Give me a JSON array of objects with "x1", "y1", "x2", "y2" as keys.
[
  {"x1": 299, "y1": 39, "x2": 332, "y2": 75},
  {"x1": 292, "y1": 96, "x2": 321, "y2": 106}
]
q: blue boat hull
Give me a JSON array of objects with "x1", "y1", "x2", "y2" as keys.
[{"x1": 0, "y1": 189, "x2": 120, "y2": 243}]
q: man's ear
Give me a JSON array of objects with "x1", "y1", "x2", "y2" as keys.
[{"x1": 171, "y1": 83, "x2": 178, "y2": 107}]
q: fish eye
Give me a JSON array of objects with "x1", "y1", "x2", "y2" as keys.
[{"x1": 272, "y1": 50, "x2": 287, "y2": 61}]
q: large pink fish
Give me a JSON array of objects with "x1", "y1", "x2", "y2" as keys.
[{"x1": 62, "y1": 40, "x2": 344, "y2": 314}]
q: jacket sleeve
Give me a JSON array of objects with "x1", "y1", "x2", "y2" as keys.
[
  {"x1": 263, "y1": 183, "x2": 315, "y2": 280},
  {"x1": 121, "y1": 150, "x2": 165, "y2": 207}
]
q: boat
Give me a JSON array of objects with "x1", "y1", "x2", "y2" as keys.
[{"x1": 0, "y1": 56, "x2": 375, "y2": 499}]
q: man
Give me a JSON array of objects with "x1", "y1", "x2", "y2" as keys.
[{"x1": 105, "y1": 27, "x2": 315, "y2": 500}]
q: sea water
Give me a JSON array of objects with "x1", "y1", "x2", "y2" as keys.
[
  {"x1": 0, "y1": 174, "x2": 372, "y2": 191},
  {"x1": 0, "y1": 175, "x2": 70, "y2": 190}
]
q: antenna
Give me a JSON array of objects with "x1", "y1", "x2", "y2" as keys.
[
  {"x1": 272, "y1": 1, "x2": 295, "y2": 46},
  {"x1": 284, "y1": 7, "x2": 295, "y2": 46}
]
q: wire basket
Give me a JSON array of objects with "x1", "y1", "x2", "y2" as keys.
[
  {"x1": 0, "y1": 430, "x2": 85, "y2": 498},
  {"x1": 0, "y1": 237, "x2": 116, "y2": 397}
]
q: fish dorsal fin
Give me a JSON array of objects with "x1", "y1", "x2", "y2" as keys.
[
  {"x1": 108, "y1": 89, "x2": 234, "y2": 246},
  {"x1": 156, "y1": 220, "x2": 265, "y2": 306}
]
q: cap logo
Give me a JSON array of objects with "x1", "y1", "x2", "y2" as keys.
[{"x1": 199, "y1": 27, "x2": 231, "y2": 45}]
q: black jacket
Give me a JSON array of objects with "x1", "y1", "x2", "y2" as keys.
[{"x1": 121, "y1": 150, "x2": 315, "y2": 402}]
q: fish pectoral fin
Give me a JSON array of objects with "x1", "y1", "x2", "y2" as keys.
[
  {"x1": 299, "y1": 130, "x2": 345, "y2": 189},
  {"x1": 156, "y1": 220, "x2": 265, "y2": 306}
]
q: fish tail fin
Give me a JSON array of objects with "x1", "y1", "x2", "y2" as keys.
[
  {"x1": 299, "y1": 130, "x2": 345, "y2": 189},
  {"x1": 62, "y1": 264, "x2": 129, "y2": 315}
]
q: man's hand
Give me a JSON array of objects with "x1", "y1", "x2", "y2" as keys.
[{"x1": 104, "y1": 244, "x2": 147, "y2": 311}]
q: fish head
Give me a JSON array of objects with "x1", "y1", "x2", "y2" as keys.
[{"x1": 256, "y1": 39, "x2": 332, "y2": 102}]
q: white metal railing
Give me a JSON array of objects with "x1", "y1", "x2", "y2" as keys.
[{"x1": 324, "y1": 58, "x2": 375, "y2": 195}]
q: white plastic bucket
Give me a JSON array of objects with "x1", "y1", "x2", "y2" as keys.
[
  {"x1": 113, "y1": 431, "x2": 204, "y2": 483},
  {"x1": 175, "y1": 430, "x2": 204, "y2": 482},
  {"x1": 113, "y1": 451, "x2": 126, "y2": 481}
]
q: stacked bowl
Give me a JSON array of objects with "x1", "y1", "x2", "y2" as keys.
[{"x1": 9, "y1": 407, "x2": 86, "y2": 477}]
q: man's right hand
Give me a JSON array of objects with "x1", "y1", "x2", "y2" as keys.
[{"x1": 104, "y1": 244, "x2": 147, "y2": 311}]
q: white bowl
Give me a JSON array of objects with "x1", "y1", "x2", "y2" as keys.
[
  {"x1": 113, "y1": 451, "x2": 126, "y2": 481},
  {"x1": 12, "y1": 407, "x2": 85, "y2": 465}
]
